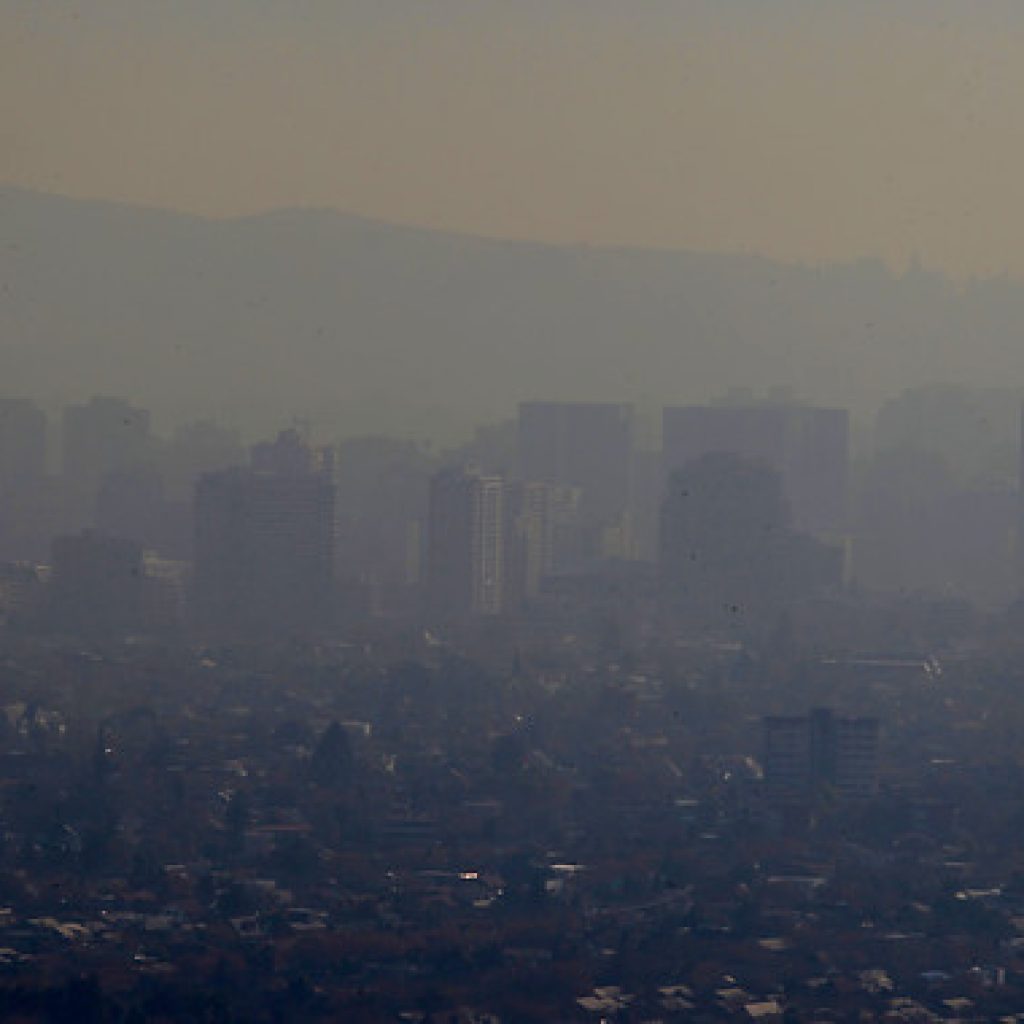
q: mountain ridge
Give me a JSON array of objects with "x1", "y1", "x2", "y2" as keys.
[{"x1": 2, "y1": 187, "x2": 1019, "y2": 442}]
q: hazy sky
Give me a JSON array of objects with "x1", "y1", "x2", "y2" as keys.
[{"x1": 6, "y1": 1, "x2": 1024, "y2": 277}]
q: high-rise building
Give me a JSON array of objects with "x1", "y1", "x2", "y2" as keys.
[
  {"x1": 516, "y1": 402, "x2": 633, "y2": 550},
  {"x1": 659, "y1": 452, "x2": 841, "y2": 626},
  {"x1": 193, "y1": 430, "x2": 335, "y2": 637},
  {"x1": 472, "y1": 475, "x2": 504, "y2": 617},
  {"x1": 662, "y1": 402, "x2": 849, "y2": 537},
  {"x1": 763, "y1": 708, "x2": 879, "y2": 803},
  {"x1": 426, "y1": 468, "x2": 504, "y2": 618}
]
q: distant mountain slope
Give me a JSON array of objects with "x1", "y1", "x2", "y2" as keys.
[{"x1": 3, "y1": 187, "x2": 1022, "y2": 440}]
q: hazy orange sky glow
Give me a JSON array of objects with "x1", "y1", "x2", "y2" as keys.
[{"x1": 6, "y1": 1, "x2": 1024, "y2": 276}]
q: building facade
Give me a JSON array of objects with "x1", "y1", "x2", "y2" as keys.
[
  {"x1": 662, "y1": 402, "x2": 849, "y2": 538},
  {"x1": 763, "y1": 708, "x2": 879, "y2": 803},
  {"x1": 516, "y1": 401, "x2": 634, "y2": 561},
  {"x1": 193, "y1": 431, "x2": 335, "y2": 637},
  {"x1": 426, "y1": 468, "x2": 504, "y2": 618}
]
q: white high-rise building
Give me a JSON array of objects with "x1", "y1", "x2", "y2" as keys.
[{"x1": 426, "y1": 467, "x2": 504, "y2": 617}]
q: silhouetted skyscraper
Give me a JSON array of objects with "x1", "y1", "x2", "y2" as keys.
[
  {"x1": 660, "y1": 452, "x2": 841, "y2": 626},
  {"x1": 662, "y1": 402, "x2": 848, "y2": 537},
  {"x1": 193, "y1": 430, "x2": 335, "y2": 637}
]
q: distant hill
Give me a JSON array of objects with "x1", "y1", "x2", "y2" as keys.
[{"x1": 3, "y1": 186, "x2": 1023, "y2": 442}]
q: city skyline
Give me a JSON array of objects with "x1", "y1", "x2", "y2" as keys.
[{"x1": 8, "y1": 5, "x2": 1024, "y2": 1019}]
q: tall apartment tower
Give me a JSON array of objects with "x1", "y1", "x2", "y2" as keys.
[
  {"x1": 193, "y1": 430, "x2": 335, "y2": 637},
  {"x1": 662, "y1": 402, "x2": 849, "y2": 537},
  {"x1": 426, "y1": 468, "x2": 504, "y2": 618},
  {"x1": 763, "y1": 708, "x2": 879, "y2": 803}
]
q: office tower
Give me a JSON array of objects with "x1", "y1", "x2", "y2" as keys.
[
  {"x1": 763, "y1": 708, "x2": 879, "y2": 803},
  {"x1": 659, "y1": 452, "x2": 842, "y2": 626},
  {"x1": 426, "y1": 468, "x2": 504, "y2": 618},
  {"x1": 193, "y1": 430, "x2": 335, "y2": 637},
  {"x1": 662, "y1": 402, "x2": 849, "y2": 537},
  {"x1": 0, "y1": 399, "x2": 46, "y2": 487},
  {"x1": 516, "y1": 402, "x2": 633, "y2": 558}
]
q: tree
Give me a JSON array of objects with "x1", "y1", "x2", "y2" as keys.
[
  {"x1": 491, "y1": 732, "x2": 527, "y2": 775},
  {"x1": 224, "y1": 790, "x2": 250, "y2": 855},
  {"x1": 310, "y1": 721, "x2": 354, "y2": 787}
]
